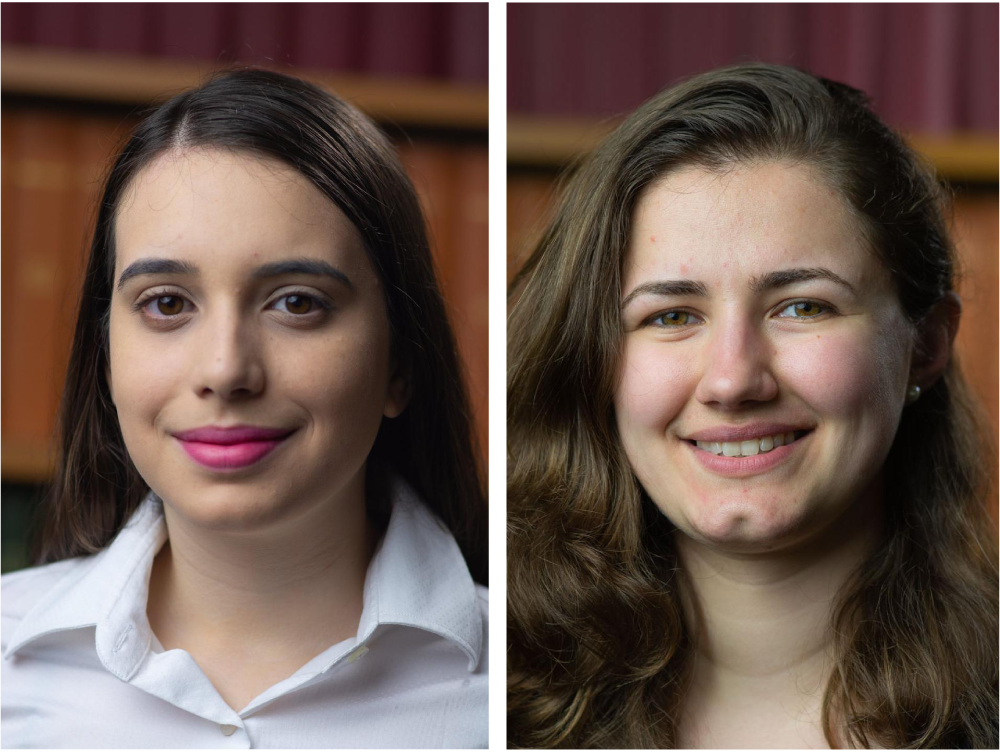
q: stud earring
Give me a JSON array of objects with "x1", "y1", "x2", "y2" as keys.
[{"x1": 905, "y1": 384, "x2": 921, "y2": 404}]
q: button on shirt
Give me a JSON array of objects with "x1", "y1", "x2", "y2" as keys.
[{"x1": 1, "y1": 480, "x2": 488, "y2": 748}]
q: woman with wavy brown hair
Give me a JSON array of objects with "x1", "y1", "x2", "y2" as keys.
[{"x1": 507, "y1": 63, "x2": 998, "y2": 749}]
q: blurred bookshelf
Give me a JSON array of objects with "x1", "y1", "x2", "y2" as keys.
[
  {"x1": 2, "y1": 45, "x2": 488, "y2": 130},
  {"x1": 507, "y1": 116, "x2": 1000, "y2": 181}
]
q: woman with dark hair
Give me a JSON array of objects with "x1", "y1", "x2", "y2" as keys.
[
  {"x1": 2, "y1": 69, "x2": 487, "y2": 748},
  {"x1": 507, "y1": 63, "x2": 997, "y2": 749}
]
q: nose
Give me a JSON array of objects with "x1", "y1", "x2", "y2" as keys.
[
  {"x1": 190, "y1": 308, "x2": 265, "y2": 400},
  {"x1": 694, "y1": 313, "x2": 778, "y2": 408}
]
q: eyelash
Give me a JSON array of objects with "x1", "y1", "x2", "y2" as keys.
[
  {"x1": 643, "y1": 299, "x2": 836, "y2": 329},
  {"x1": 132, "y1": 288, "x2": 334, "y2": 323}
]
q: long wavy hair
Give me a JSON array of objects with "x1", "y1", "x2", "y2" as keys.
[
  {"x1": 31, "y1": 68, "x2": 487, "y2": 585},
  {"x1": 507, "y1": 63, "x2": 997, "y2": 747}
]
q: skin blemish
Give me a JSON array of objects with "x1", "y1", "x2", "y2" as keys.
[{"x1": 650, "y1": 235, "x2": 656, "y2": 243}]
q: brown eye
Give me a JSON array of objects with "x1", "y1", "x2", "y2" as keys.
[
  {"x1": 156, "y1": 296, "x2": 184, "y2": 316},
  {"x1": 283, "y1": 294, "x2": 314, "y2": 315}
]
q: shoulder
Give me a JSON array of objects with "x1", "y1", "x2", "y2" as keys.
[
  {"x1": 1, "y1": 558, "x2": 89, "y2": 650},
  {"x1": 475, "y1": 583, "x2": 488, "y2": 618},
  {"x1": 474, "y1": 584, "x2": 489, "y2": 668},
  {"x1": 1, "y1": 559, "x2": 86, "y2": 621}
]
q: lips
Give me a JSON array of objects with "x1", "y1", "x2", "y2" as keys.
[
  {"x1": 173, "y1": 425, "x2": 295, "y2": 470},
  {"x1": 685, "y1": 429, "x2": 812, "y2": 478},
  {"x1": 684, "y1": 423, "x2": 813, "y2": 443},
  {"x1": 173, "y1": 425, "x2": 295, "y2": 444}
]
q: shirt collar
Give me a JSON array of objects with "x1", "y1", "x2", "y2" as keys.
[{"x1": 4, "y1": 475, "x2": 483, "y2": 673}]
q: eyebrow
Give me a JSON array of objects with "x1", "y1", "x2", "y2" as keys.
[
  {"x1": 621, "y1": 267, "x2": 857, "y2": 308},
  {"x1": 116, "y1": 257, "x2": 354, "y2": 292}
]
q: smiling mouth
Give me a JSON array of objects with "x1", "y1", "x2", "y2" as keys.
[{"x1": 686, "y1": 429, "x2": 812, "y2": 458}]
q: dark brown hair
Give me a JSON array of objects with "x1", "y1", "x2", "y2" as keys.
[
  {"x1": 31, "y1": 68, "x2": 487, "y2": 585},
  {"x1": 507, "y1": 63, "x2": 997, "y2": 747}
]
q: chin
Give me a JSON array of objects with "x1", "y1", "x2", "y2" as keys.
[
  {"x1": 158, "y1": 482, "x2": 288, "y2": 530},
  {"x1": 674, "y1": 497, "x2": 817, "y2": 554}
]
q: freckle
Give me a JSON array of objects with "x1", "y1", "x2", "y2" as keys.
[{"x1": 680, "y1": 263, "x2": 689, "y2": 274}]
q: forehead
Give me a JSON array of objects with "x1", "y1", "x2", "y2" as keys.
[
  {"x1": 114, "y1": 148, "x2": 364, "y2": 273},
  {"x1": 625, "y1": 162, "x2": 884, "y2": 289}
]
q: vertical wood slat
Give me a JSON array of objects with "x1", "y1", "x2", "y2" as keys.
[{"x1": 399, "y1": 142, "x2": 490, "y2": 460}]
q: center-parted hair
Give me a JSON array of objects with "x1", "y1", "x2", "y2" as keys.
[
  {"x1": 507, "y1": 63, "x2": 997, "y2": 748},
  {"x1": 32, "y1": 68, "x2": 487, "y2": 586}
]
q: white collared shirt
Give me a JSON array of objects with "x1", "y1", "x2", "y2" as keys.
[{"x1": 1, "y1": 479, "x2": 488, "y2": 748}]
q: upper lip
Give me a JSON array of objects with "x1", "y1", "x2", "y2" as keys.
[
  {"x1": 173, "y1": 425, "x2": 295, "y2": 444},
  {"x1": 683, "y1": 423, "x2": 813, "y2": 443}
]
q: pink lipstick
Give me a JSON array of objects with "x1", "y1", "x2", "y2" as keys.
[{"x1": 173, "y1": 425, "x2": 295, "y2": 471}]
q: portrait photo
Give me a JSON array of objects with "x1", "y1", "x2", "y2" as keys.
[
  {"x1": 507, "y1": 3, "x2": 998, "y2": 748},
  {"x1": 1, "y1": 3, "x2": 488, "y2": 748}
]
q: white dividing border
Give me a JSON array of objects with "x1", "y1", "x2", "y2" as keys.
[{"x1": 487, "y1": 0, "x2": 507, "y2": 749}]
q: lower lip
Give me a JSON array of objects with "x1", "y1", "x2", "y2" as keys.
[
  {"x1": 685, "y1": 432, "x2": 811, "y2": 478},
  {"x1": 177, "y1": 435, "x2": 292, "y2": 470}
]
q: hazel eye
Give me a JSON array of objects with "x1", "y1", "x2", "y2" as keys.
[
  {"x1": 650, "y1": 310, "x2": 695, "y2": 327},
  {"x1": 778, "y1": 301, "x2": 828, "y2": 318}
]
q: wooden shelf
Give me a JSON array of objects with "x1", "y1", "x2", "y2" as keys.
[
  {"x1": 1, "y1": 45, "x2": 488, "y2": 131},
  {"x1": 508, "y1": 116, "x2": 999, "y2": 182},
  {"x1": 2, "y1": 439, "x2": 56, "y2": 485}
]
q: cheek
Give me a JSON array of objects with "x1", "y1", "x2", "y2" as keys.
[
  {"x1": 293, "y1": 331, "x2": 391, "y2": 412},
  {"x1": 107, "y1": 317, "x2": 177, "y2": 422},
  {"x1": 776, "y1": 329, "x2": 902, "y2": 421},
  {"x1": 614, "y1": 340, "x2": 693, "y2": 436}
]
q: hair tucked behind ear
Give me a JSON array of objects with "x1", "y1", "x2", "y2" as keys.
[
  {"x1": 507, "y1": 63, "x2": 997, "y2": 748},
  {"x1": 31, "y1": 68, "x2": 487, "y2": 585}
]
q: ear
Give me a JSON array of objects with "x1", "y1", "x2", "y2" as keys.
[
  {"x1": 383, "y1": 362, "x2": 411, "y2": 419},
  {"x1": 909, "y1": 291, "x2": 961, "y2": 392}
]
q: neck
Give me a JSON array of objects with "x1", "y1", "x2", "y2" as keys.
[
  {"x1": 146, "y1": 471, "x2": 376, "y2": 655},
  {"x1": 674, "y1": 493, "x2": 883, "y2": 748}
]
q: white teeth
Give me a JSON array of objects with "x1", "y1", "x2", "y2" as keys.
[{"x1": 695, "y1": 430, "x2": 805, "y2": 458}]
